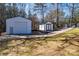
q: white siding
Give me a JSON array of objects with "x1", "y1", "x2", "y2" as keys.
[
  {"x1": 39, "y1": 24, "x2": 45, "y2": 31},
  {"x1": 6, "y1": 17, "x2": 32, "y2": 34},
  {"x1": 26, "y1": 21, "x2": 32, "y2": 34},
  {"x1": 39, "y1": 23, "x2": 53, "y2": 31}
]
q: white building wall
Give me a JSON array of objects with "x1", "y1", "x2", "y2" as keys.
[
  {"x1": 13, "y1": 22, "x2": 27, "y2": 34},
  {"x1": 6, "y1": 20, "x2": 14, "y2": 34},
  {"x1": 6, "y1": 17, "x2": 32, "y2": 34},
  {"x1": 39, "y1": 24, "x2": 45, "y2": 31},
  {"x1": 51, "y1": 24, "x2": 53, "y2": 30},
  {"x1": 26, "y1": 21, "x2": 32, "y2": 34},
  {"x1": 39, "y1": 23, "x2": 53, "y2": 31}
]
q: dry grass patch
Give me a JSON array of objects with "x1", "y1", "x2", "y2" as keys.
[{"x1": 0, "y1": 28, "x2": 79, "y2": 56}]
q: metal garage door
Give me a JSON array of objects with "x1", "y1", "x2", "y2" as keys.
[{"x1": 14, "y1": 21, "x2": 27, "y2": 34}]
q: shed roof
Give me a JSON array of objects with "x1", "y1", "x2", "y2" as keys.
[
  {"x1": 39, "y1": 22, "x2": 53, "y2": 25},
  {"x1": 6, "y1": 17, "x2": 31, "y2": 22}
]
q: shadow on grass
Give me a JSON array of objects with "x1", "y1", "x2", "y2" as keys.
[
  {"x1": 0, "y1": 37, "x2": 49, "y2": 55},
  {"x1": 53, "y1": 33, "x2": 79, "y2": 55}
]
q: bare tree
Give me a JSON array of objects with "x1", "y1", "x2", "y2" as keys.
[{"x1": 34, "y1": 3, "x2": 47, "y2": 23}]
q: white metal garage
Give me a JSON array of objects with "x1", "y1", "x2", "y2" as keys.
[{"x1": 6, "y1": 17, "x2": 32, "y2": 35}]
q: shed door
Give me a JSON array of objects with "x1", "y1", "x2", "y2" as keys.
[
  {"x1": 10, "y1": 27, "x2": 13, "y2": 34},
  {"x1": 46, "y1": 24, "x2": 51, "y2": 31}
]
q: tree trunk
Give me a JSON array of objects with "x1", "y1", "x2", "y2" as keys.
[
  {"x1": 56, "y1": 3, "x2": 59, "y2": 29},
  {"x1": 72, "y1": 3, "x2": 77, "y2": 27}
]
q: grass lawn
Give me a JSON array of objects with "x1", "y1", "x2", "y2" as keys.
[{"x1": 0, "y1": 28, "x2": 79, "y2": 56}]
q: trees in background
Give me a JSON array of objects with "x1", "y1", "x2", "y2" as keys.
[
  {"x1": 1, "y1": 3, "x2": 79, "y2": 33},
  {"x1": 65, "y1": 3, "x2": 79, "y2": 27},
  {"x1": 45, "y1": 9, "x2": 64, "y2": 30},
  {"x1": 72, "y1": 3, "x2": 79, "y2": 27},
  {"x1": 45, "y1": 9, "x2": 64, "y2": 22},
  {"x1": 74, "y1": 8, "x2": 79, "y2": 23},
  {"x1": 17, "y1": 3, "x2": 27, "y2": 18},
  {"x1": 49, "y1": 3, "x2": 79, "y2": 29},
  {"x1": 0, "y1": 4, "x2": 6, "y2": 33},
  {"x1": 6, "y1": 3, "x2": 18, "y2": 18},
  {"x1": 0, "y1": 3, "x2": 27, "y2": 33},
  {"x1": 45, "y1": 3, "x2": 65, "y2": 30},
  {"x1": 6, "y1": 3, "x2": 27, "y2": 18},
  {"x1": 34, "y1": 3, "x2": 47, "y2": 23},
  {"x1": 30, "y1": 14, "x2": 39, "y2": 31}
]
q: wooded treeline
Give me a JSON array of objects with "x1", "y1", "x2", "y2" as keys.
[
  {"x1": 0, "y1": 3, "x2": 79, "y2": 33},
  {"x1": 0, "y1": 3, "x2": 27, "y2": 33}
]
